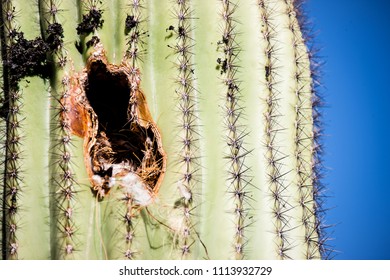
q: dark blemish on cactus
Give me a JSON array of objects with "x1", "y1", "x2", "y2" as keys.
[
  {"x1": 165, "y1": 25, "x2": 185, "y2": 38},
  {"x1": 46, "y1": 23, "x2": 64, "y2": 50},
  {"x1": 76, "y1": 7, "x2": 104, "y2": 51},
  {"x1": 86, "y1": 35, "x2": 100, "y2": 48},
  {"x1": 125, "y1": 15, "x2": 138, "y2": 34},
  {"x1": 76, "y1": 8, "x2": 104, "y2": 35},
  {"x1": 5, "y1": 24, "x2": 64, "y2": 87},
  {"x1": 7, "y1": 32, "x2": 49, "y2": 86},
  {"x1": 75, "y1": 41, "x2": 83, "y2": 54},
  {"x1": 178, "y1": 26, "x2": 186, "y2": 37},
  {"x1": 63, "y1": 44, "x2": 166, "y2": 205},
  {"x1": 265, "y1": 65, "x2": 270, "y2": 79},
  {"x1": 218, "y1": 35, "x2": 229, "y2": 46},
  {"x1": 165, "y1": 26, "x2": 174, "y2": 40},
  {"x1": 216, "y1": 57, "x2": 228, "y2": 74}
]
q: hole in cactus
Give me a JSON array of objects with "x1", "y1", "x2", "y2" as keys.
[
  {"x1": 64, "y1": 45, "x2": 166, "y2": 204},
  {"x1": 85, "y1": 60, "x2": 130, "y2": 133}
]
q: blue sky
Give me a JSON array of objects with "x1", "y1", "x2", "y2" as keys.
[{"x1": 305, "y1": 0, "x2": 390, "y2": 259}]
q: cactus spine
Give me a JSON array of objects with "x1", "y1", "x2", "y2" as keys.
[{"x1": 0, "y1": 0, "x2": 329, "y2": 259}]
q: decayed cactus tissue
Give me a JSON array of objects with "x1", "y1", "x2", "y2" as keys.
[{"x1": 0, "y1": 0, "x2": 329, "y2": 259}]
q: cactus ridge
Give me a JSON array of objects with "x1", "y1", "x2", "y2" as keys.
[
  {"x1": 258, "y1": 0, "x2": 295, "y2": 260},
  {"x1": 168, "y1": 0, "x2": 204, "y2": 259},
  {"x1": 290, "y1": 0, "x2": 332, "y2": 259},
  {"x1": 40, "y1": 0, "x2": 80, "y2": 259},
  {"x1": 120, "y1": 0, "x2": 142, "y2": 260},
  {"x1": 1, "y1": 0, "x2": 23, "y2": 260},
  {"x1": 219, "y1": 0, "x2": 253, "y2": 260},
  {"x1": 52, "y1": 83, "x2": 80, "y2": 259},
  {"x1": 125, "y1": 0, "x2": 147, "y2": 66},
  {"x1": 285, "y1": 0, "x2": 320, "y2": 259}
]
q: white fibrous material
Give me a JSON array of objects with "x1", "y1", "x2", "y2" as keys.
[
  {"x1": 112, "y1": 164, "x2": 153, "y2": 206},
  {"x1": 177, "y1": 182, "x2": 192, "y2": 202}
]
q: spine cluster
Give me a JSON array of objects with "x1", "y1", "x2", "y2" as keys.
[
  {"x1": 258, "y1": 0, "x2": 329, "y2": 259},
  {"x1": 54, "y1": 79, "x2": 78, "y2": 258},
  {"x1": 219, "y1": 0, "x2": 251, "y2": 259},
  {"x1": 291, "y1": 0, "x2": 330, "y2": 258},
  {"x1": 125, "y1": 0, "x2": 147, "y2": 67},
  {"x1": 1, "y1": 0, "x2": 23, "y2": 260},
  {"x1": 284, "y1": 0, "x2": 320, "y2": 259},
  {"x1": 121, "y1": 0, "x2": 148, "y2": 260},
  {"x1": 258, "y1": 0, "x2": 292, "y2": 259},
  {"x1": 42, "y1": 0, "x2": 78, "y2": 258},
  {"x1": 169, "y1": 0, "x2": 201, "y2": 258}
]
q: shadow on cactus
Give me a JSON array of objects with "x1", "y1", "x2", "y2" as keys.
[{"x1": 0, "y1": 0, "x2": 331, "y2": 260}]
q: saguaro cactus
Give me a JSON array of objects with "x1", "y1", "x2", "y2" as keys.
[{"x1": 0, "y1": 0, "x2": 328, "y2": 260}]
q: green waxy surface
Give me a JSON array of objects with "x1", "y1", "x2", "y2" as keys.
[{"x1": 0, "y1": 0, "x2": 323, "y2": 259}]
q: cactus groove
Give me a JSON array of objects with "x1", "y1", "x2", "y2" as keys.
[{"x1": 0, "y1": 0, "x2": 330, "y2": 259}]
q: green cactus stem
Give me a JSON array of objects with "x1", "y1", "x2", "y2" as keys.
[{"x1": 0, "y1": 0, "x2": 329, "y2": 260}]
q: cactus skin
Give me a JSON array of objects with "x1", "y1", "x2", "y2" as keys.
[{"x1": 0, "y1": 0, "x2": 329, "y2": 259}]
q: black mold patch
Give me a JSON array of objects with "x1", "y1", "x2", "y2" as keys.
[
  {"x1": 76, "y1": 8, "x2": 104, "y2": 35},
  {"x1": 7, "y1": 33, "x2": 47, "y2": 86},
  {"x1": 76, "y1": 8, "x2": 104, "y2": 52},
  {"x1": 5, "y1": 23, "x2": 64, "y2": 87},
  {"x1": 125, "y1": 15, "x2": 138, "y2": 34},
  {"x1": 86, "y1": 35, "x2": 100, "y2": 48},
  {"x1": 45, "y1": 23, "x2": 64, "y2": 50}
]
